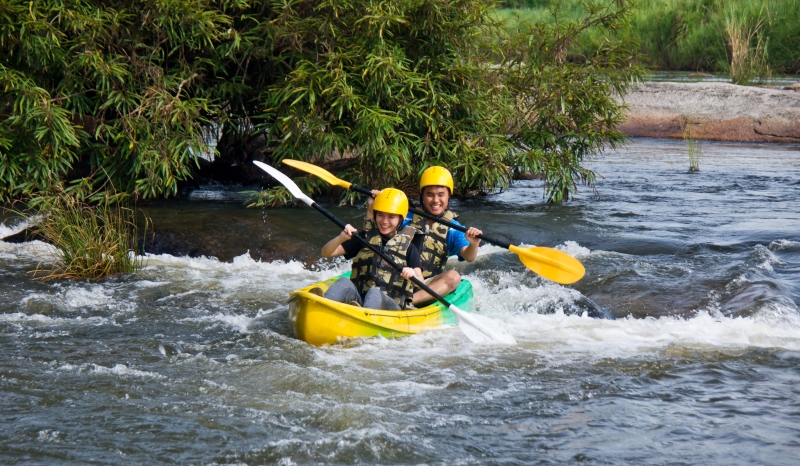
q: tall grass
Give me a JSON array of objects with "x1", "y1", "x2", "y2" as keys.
[
  {"x1": 497, "y1": 0, "x2": 800, "y2": 75},
  {"x1": 29, "y1": 191, "x2": 146, "y2": 281},
  {"x1": 724, "y1": 7, "x2": 771, "y2": 84}
]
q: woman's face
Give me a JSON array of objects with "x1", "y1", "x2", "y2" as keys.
[{"x1": 375, "y1": 211, "x2": 402, "y2": 235}]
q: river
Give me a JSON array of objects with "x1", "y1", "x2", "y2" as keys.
[{"x1": 1, "y1": 138, "x2": 799, "y2": 464}]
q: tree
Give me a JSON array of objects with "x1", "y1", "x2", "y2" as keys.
[
  {"x1": 0, "y1": 0, "x2": 234, "y2": 202},
  {"x1": 499, "y1": 0, "x2": 642, "y2": 202},
  {"x1": 258, "y1": 0, "x2": 641, "y2": 202},
  {"x1": 0, "y1": 0, "x2": 641, "y2": 205}
]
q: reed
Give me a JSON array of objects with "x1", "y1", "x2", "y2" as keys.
[
  {"x1": 680, "y1": 117, "x2": 701, "y2": 172},
  {"x1": 724, "y1": 7, "x2": 771, "y2": 85},
  {"x1": 29, "y1": 191, "x2": 146, "y2": 281}
]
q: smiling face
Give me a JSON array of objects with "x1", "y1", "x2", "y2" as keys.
[
  {"x1": 421, "y1": 186, "x2": 450, "y2": 216},
  {"x1": 375, "y1": 211, "x2": 402, "y2": 235}
]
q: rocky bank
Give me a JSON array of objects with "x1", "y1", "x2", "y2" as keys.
[{"x1": 617, "y1": 82, "x2": 800, "y2": 143}]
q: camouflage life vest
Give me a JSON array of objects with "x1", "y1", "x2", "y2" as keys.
[
  {"x1": 408, "y1": 210, "x2": 458, "y2": 279},
  {"x1": 350, "y1": 225, "x2": 417, "y2": 308}
]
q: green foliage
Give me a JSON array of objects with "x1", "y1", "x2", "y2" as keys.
[
  {"x1": 261, "y1": 0, "x2": 507, "y2": 195},
  {"x1": 680, "y1": 117, "x2": 701, "y2": 172},
  {"x1": 501, "y1": 0, "x2": 800, "y2": 74},
  {"x1": 723, "y1": 5, "x2": 771, "y2": 85},
  {"x1": 242, "y1": 174, "x2": 330, "y2": 207},
  {"x1": 0, "y1": 0, "x2": 228, "y2": 202},
  {"x1": 496, "y1": 0, "x2": 640, "y2": 201},
  {"x1": 26, "y1": 190, "x2": 146, "y2": 280},
  {"x1": 242, "y1": 186, "x2": 295, "y2": 208},
  {"x1": 625, "y1": 0, "x2": 799, "y2": 74},
  {"x1": 262, "y1": 0, "x2": 641, "y2": 203},
  {"x1": 1, "y1": 0, "x2": 642, "y2": 205}
]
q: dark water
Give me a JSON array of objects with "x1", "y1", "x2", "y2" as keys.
[{"x1": 2, "y1": 138, "x2": 800, "y2": 464}]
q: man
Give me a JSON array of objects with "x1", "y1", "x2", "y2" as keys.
[{"x1": 403, "y1": 166, "x2": 482, "y2": 306}]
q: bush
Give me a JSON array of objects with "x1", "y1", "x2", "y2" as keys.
[
  {"x1": 1, "y1": 0, "x2": 642, "y2": 205},
  {"x1": 28, "y1": 191, "x2": 146, "y2": 281}
]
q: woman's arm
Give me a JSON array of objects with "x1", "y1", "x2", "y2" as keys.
[
  {"x1": 364, "y1": 189, "x2": 381, "y2": 221},
  {"x1": 321, "y1": 224, "x2": 357, "y2": 257}
]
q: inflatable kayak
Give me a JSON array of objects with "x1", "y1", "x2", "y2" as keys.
[{"x1": 288, "y1": 271, "x2": 473, "y2": 346}]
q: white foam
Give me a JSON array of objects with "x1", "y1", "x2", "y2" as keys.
[
  {"x1": 181, "y1": 313, "x2": 254, "y2": 334},
  {"x1": 556, "y1": 240, "x2": 592, "y2": 258},
  {"x1": 0, "y1": 217, "x2": 31, "y2": 239},
  {"x1": 472, "y1": 273, "x2": 583, "y2": 317},
  {"x1": 142, "y1": 252, "x2": 341, "y2": 292},
  {"x1": 753, "y1": 244, "x2": 782, "y2": 271},
  {"x1": 309, "y1": 264, "x2": 800, "y2": 364},
  {"x1": 0, "y1": 312, "x2": 108, "y2": 326},
  {"x1": 0, "y1": 239, "x2": 60, "y2": 262},
  {"x1": 6, "y1": 239, "x2": 799, "y2": 361},
  {"x1": 499, "y1": 306, "x2": 800, "y2": 358},
  {"x1": 57, "y1": 362, "x2": 165, "y2": 379},
  {"x1": 770, "y1": 239, "x2": 800, "y2": 250},
  {"x1": 64, "y1": 285, "x2": 112, "y2": 308},
  {"x1": 35, "y1": 429, "x2": 63, "y2": 443},
  {"x1": 21, "y1": 283, "x2": 114, "y2": 313}
]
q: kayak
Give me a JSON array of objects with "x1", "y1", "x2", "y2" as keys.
[{"x1": 288, "y1": 271, "x2": 473, "y2": 346}]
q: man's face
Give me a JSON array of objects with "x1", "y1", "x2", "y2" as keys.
[{"x1": 422, "y1": 186, "x2": 450, "y2": 216}]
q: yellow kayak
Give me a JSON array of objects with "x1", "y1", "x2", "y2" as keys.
[{"x1": 288, "y1": 271, "x2": 474, "y2": 346}]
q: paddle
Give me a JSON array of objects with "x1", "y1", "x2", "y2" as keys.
[
  {"x1": 281, "y1": 159, "x2": 585, "y2": 285},
  {"x1": 254, "y1": 161, "x2": 516, "y2": 345}
]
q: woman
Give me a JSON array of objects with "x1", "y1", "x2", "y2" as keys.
[{"x1": 316, "y1": 188, "x2": 423, "y2": 310}]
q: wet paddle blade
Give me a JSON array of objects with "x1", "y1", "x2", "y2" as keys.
[
  {"x1": 282, "y1": 159, "x2": 353, "y2": 190},
  {"x1": 449, "y1": 305, "x2": 517, "y2": 345},
  {"x1": 509, "y1": 245, "x2": 585, "y2": 284},
  {"x1": 253, "y1": 161, "x2": 315, "y2": 207}
]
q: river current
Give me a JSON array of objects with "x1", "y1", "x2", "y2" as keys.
[{"x1": 1, "y1": 138, "x2": 799, "y2": 464}]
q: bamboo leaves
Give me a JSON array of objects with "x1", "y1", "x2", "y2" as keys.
[{"x1": 0, "y1": 0, "x2": 641, "y2": 205}]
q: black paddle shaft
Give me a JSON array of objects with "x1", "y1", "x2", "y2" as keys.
[
  {"x1": 349, "y1": 184, "x2": 513, "y2": 250},
  {"x1": 310, "y1": 202, "x2": 453, "y2": 308}
]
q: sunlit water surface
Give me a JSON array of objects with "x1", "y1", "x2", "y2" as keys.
[{"x1": 2, "y1": 138, "x2": 799, "y2": 465}]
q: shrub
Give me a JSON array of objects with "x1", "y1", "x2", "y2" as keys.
[{"x1": 28, "y1": 191, "x2": 146, "y2": 281}]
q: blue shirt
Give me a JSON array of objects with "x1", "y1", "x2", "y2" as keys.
[{"x1": 402, "y1": 213, "x2": 470, "y2": 262}]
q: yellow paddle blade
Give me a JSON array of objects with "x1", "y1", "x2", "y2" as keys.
[
  {"x1": 508, "y1": 245, "x2": 585, "y2": 284},
  {"x1": 281, "y1": 159, "x2": 352, "y2": 189}
]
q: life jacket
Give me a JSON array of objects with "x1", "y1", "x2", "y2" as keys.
[
  {"x1": 350, "y1": 225, "x2": 417, "y2": 309},
  {"x1": 408, "y1": 209, "x2": 458, "y2": 279}
]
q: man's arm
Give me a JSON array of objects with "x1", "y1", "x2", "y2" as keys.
[{"x1": 458, "y1": 226, "x2": 482, "y2": 262}]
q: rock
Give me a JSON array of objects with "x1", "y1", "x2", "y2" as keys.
[
  {"x1": 786, "y1": 81, "x2": 800, "y2": 91},
  {"x1": 687, "y1": 72, "x2": 715, "y2": 78},
  {"x1": 616, "y1": 82, "x2": 800, "y2": 142},
  {"x1": 1, "y1": 227, "x2": 47, "y2": 244},
  {"x1": 141, "y1": 230, "x2": 307, "y2": 263}
]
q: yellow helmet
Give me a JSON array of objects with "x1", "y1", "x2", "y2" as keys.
[
  {"x1": 372, "y1": 188, "x2": 409, "y2": 218},
  {"x1": 419, "y1": 166, "x2": 454, "y2": 192}
]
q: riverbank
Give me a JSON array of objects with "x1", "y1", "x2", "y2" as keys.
[{"x1": 617, "y1": 82, "x2": 800, "y2": 143}]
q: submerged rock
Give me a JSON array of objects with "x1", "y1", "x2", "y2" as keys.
[
  {"x1": 140, "y1": 230, "x2": 308, "y2": 263},
  {"x1": 567, "y1": 295, "x2": 616, "y2": 320}
]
